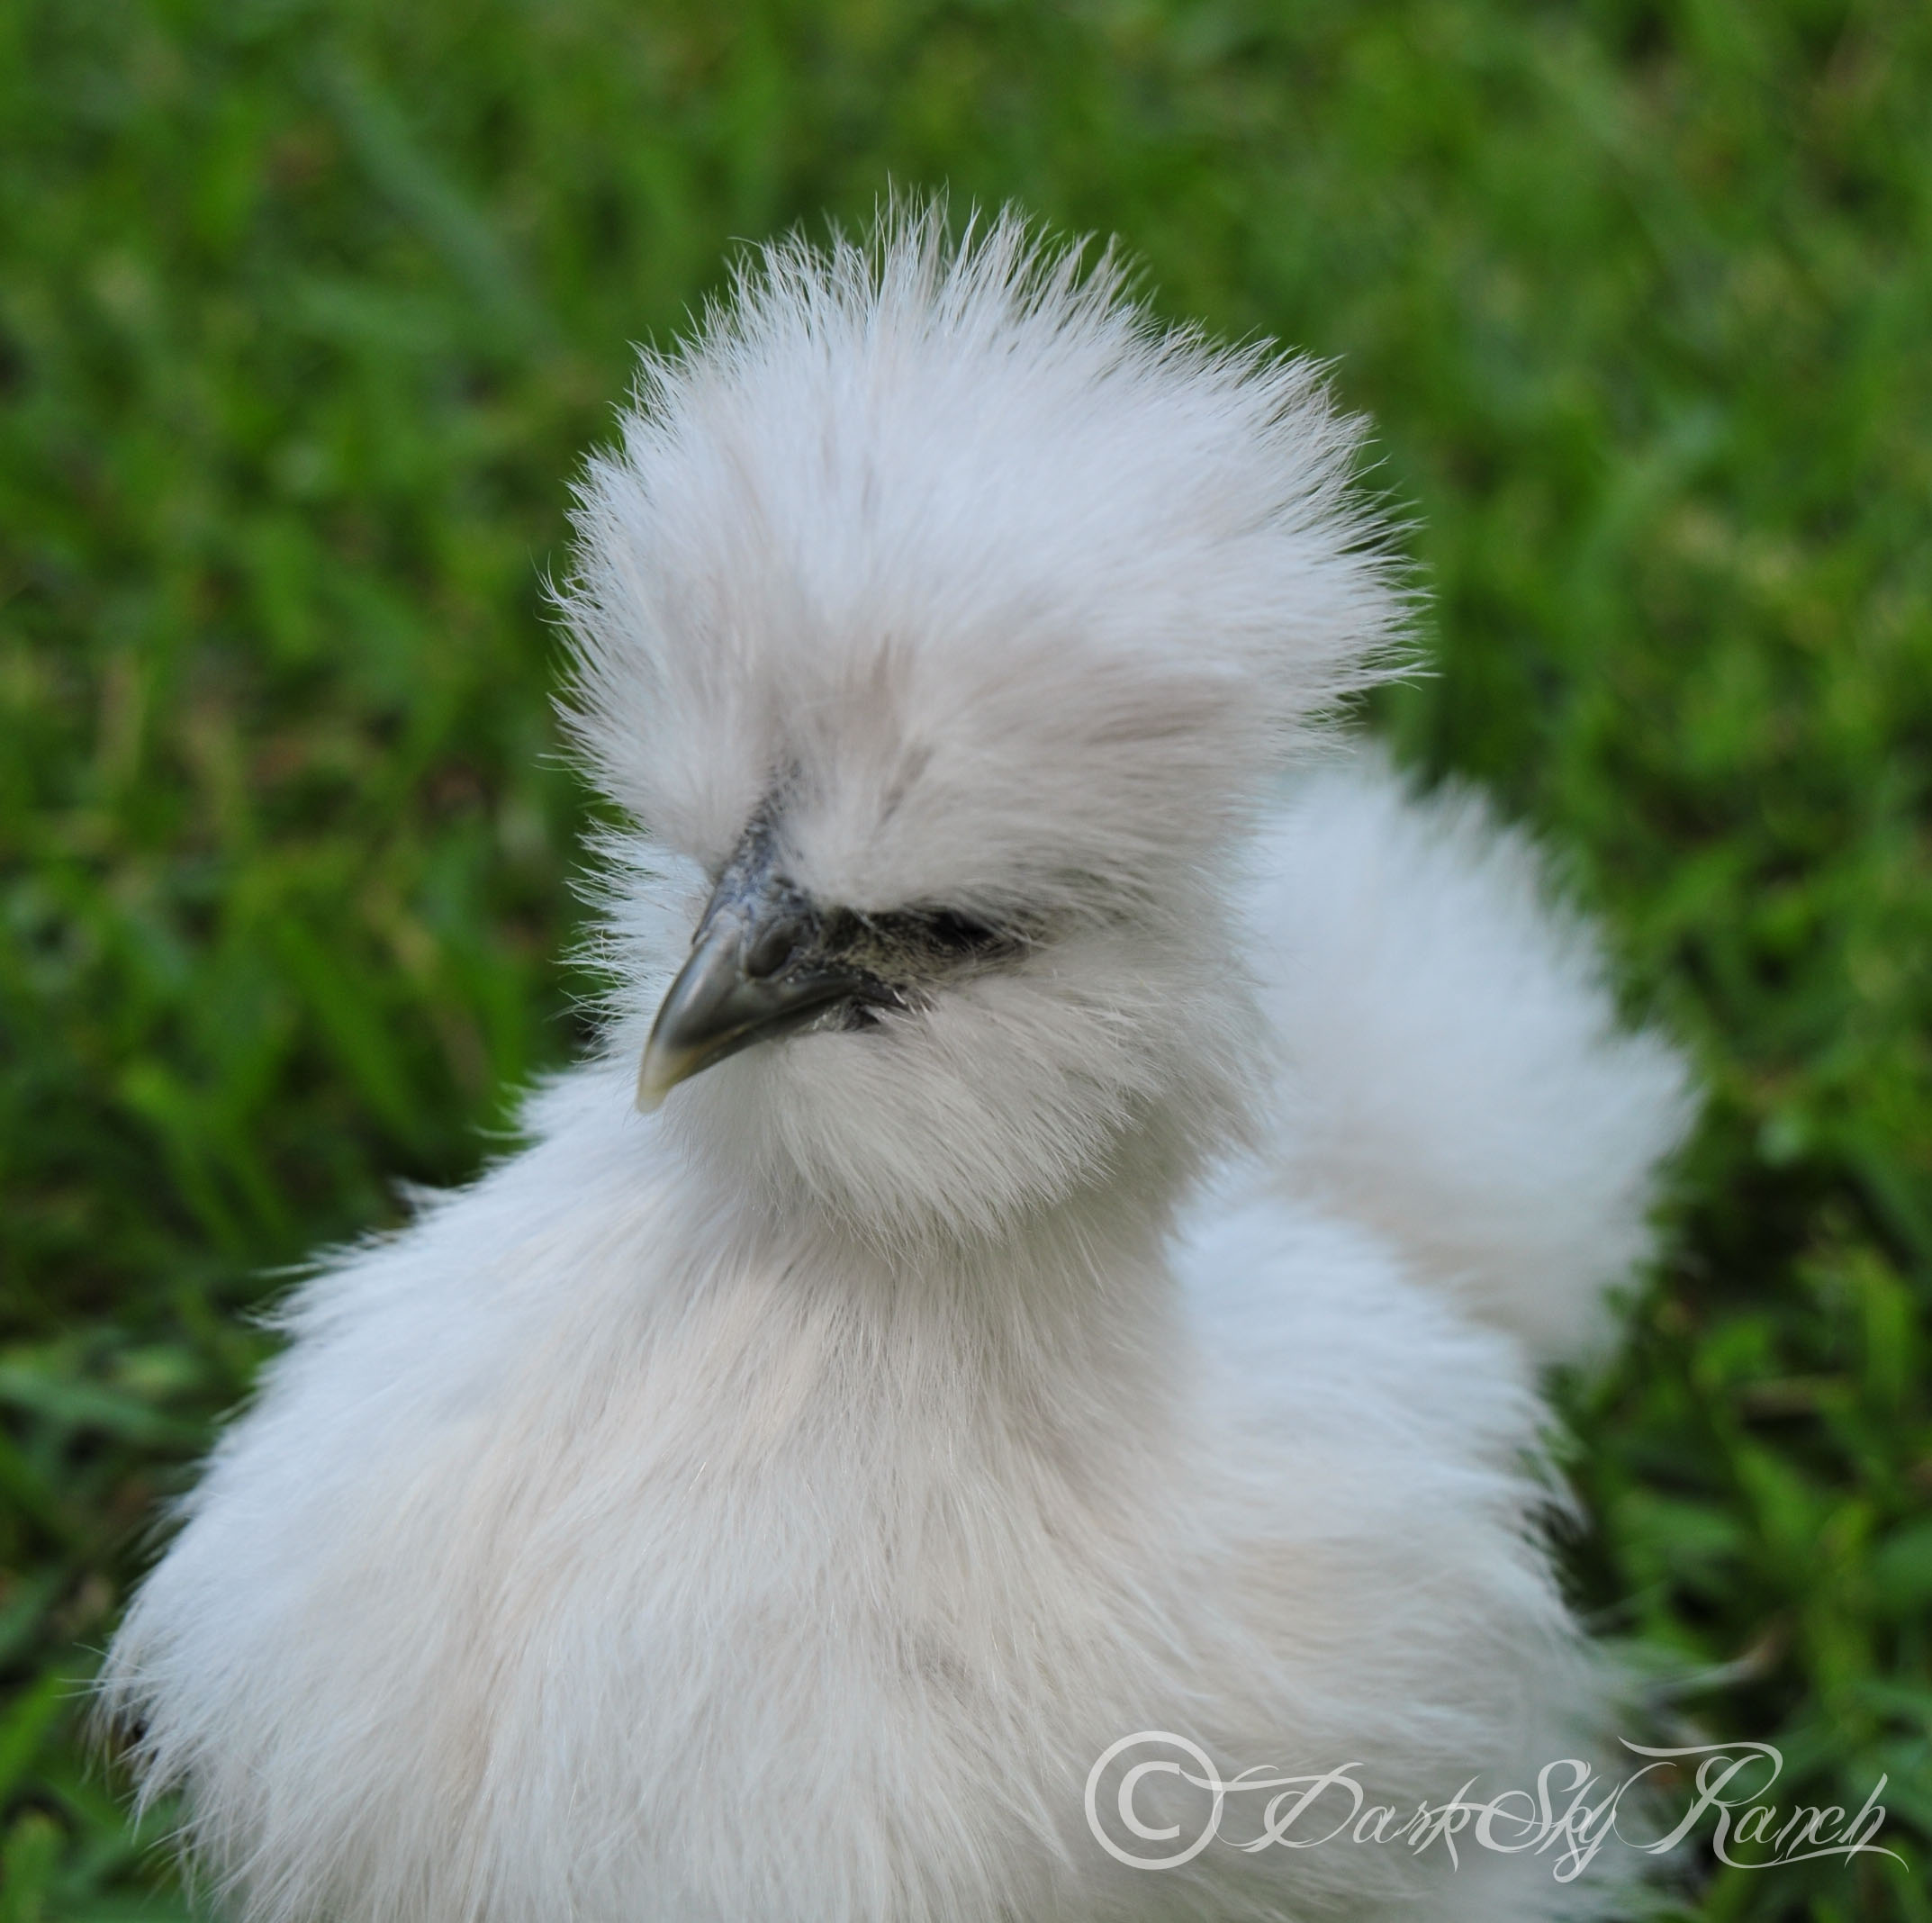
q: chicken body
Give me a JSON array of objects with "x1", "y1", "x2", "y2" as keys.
[{"x1": 106, "y1": 211, "x2": 1689, "y2": 1923}]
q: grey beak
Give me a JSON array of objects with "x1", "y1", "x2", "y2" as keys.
[{"x1": 636, "y1": 866, "x2": 880, "y2": 1113}]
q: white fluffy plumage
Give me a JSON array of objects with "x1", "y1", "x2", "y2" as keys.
[{"x1": 104, "y1": 208, "x2": 1693, "y2": 1923}]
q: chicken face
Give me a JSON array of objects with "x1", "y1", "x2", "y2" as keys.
[
  {"x1": 627, "y1": 690, "x2": 1255, "y2": 1243},
  {"x1": 562, "y1": 207, "x2": 1403, "y2": 1238}
]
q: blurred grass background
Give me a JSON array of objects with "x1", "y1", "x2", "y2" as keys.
[{"x1": 2, "y1": 0, "x2": 1928, "y2": 1917}]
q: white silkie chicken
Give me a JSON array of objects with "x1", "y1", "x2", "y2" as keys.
[{"x1": 106, "y1": 209, "x2": 1692, "y2": 1923}]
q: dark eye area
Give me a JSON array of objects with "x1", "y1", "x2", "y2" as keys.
[
  {"x1": 853, "y1": 905, "x2": 1018, "y2": 968},
  {"x1": 815, "y1": 903, "x2": 1024, "y2": 989},
  {"x1": 921, "y1": 909, "x2": 1007, "y2": 956}
]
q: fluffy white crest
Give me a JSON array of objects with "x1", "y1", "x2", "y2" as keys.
[{"x1": 564, "y1": 204, "x2": 1401, "y2": 901}]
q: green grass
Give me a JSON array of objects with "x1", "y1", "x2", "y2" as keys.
[{"x1": 2, "y1": 1, "x2": 1928, "y2": 1917}]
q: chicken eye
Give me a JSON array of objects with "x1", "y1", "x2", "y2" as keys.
[
  {"x1": 845, "y1": 905, "x2": 1018, "y2": 971},
  {"x1": 920, "y1": 909, "x2": 1007, "y2": 956}
]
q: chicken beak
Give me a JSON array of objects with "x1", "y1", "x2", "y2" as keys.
[{"x1": 636, "y1": 881, "x2": 876, "y2": 1113}]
